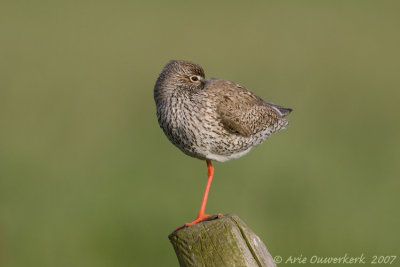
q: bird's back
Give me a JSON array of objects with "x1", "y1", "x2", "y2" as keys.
[{"x1": 204, "y1": 78, "x2": 291, "y2": 137}]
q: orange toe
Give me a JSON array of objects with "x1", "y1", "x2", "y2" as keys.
[
  {"x1": 184, "y1": 214, "x2": 211, "y2": 227},
  {"x1": 174, "y1": 214, "x2": 211, "y2": 232},
  {"x1": 173, "y1": 213, "x2": 224, "y2": 232}
]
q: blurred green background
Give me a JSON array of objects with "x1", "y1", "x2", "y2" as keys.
[{"x1": 1, "y1": 1, "x2": 399, "y2": 266}]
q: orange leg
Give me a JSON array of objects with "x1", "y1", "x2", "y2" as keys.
[{"x1": 174, "y1": 160, "x2": 215, "y2": 231}]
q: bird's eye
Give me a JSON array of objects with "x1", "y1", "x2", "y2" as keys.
[{"x1": 190, "y1": 76, "x2": 199, "y2": 82}]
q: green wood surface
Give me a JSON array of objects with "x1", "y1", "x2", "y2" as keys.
[{"x1": 168, "y1": 214, "x2": 276, "y2": 267}]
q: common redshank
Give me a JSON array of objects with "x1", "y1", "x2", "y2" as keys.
[{"x1": 154, "y1": 60, "x2": 292, "y2": 231}]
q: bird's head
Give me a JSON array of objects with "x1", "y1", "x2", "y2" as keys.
[{"x1": 154, "y1": 60, "x2": 206, "y2": 100}]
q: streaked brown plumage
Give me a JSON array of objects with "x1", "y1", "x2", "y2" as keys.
[
  {"x1": 154, "y1": 60, "x2": 292, "y2": 230},
  {"x1": 154, "y1": 60, "x2": 292, "y2": 162}
]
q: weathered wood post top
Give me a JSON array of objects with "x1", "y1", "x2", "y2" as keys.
[{"x1": 169, "y1": 214, "x2": 276, "y2": 267}]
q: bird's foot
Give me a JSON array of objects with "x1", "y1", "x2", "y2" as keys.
[{"x1": 173, "y1": 213, "x2": 223, "y2": 232}]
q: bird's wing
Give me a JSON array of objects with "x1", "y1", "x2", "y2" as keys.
[{"x1": 207, "y1": 79, "x2": 286, "y2": 137}]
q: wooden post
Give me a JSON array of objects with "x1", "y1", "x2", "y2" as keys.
[{"x1": 168, "y1": 214, "x2": 276, "y2": 267}]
